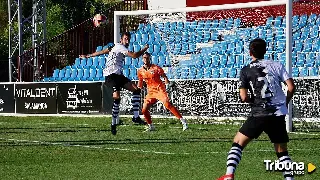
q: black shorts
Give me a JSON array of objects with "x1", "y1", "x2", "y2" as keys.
[
  {"x1": 105, "y1": 73, "x2": 131, "y2": 92},
  {"x1": 239, "y1": 115, "x2": 289, "y2": 143}
]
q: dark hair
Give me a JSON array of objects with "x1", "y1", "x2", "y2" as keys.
[
  {"x1": 143, "y1": 52, "x2": 151, "y2": 56},
  {"x1": 121, "y1": 32, "x2": 131, "y2": 39},
  {"x1": 249, "y1": 38, "x2": 266, "y2": 59}
]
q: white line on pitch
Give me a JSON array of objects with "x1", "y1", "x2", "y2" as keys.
[
  {"x1": 1, "y1": 138, "x2": 320, "y2": 155},
  {"x1": 289, "y1": 132, "x2": 320, "y2": 136}
]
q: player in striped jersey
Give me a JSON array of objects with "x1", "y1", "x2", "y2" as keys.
[
  {"x1": 82, "y1": 32, "x2": 149, "y2": 135},
  {"x1": 218, "y1": 38, "x2": 296, "y2": 180}
]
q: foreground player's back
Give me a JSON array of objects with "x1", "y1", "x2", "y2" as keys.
[{"x1": 240, "y1": 59, "x2": 290, "y2": 116}]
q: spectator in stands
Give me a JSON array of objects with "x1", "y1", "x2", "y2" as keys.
[
  {"x1": 218, "y1": 38, "x2": 296, "y2": 180},
  {"x1": 80, "y1": 32, "x2": 149, "y2": 135}
]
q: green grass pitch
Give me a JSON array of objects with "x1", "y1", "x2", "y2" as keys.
[{"x1": 0, "y1": 116, "x2": 319, "y2": 180}]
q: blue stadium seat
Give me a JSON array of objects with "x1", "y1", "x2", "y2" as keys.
[
  {"x1": 292, "y1": 15, "x2": 299, "y2": 27},
  {"x1": 218, "y1": 19, "x2": 226, "y2": 28},
  {"x1": 153, "y1": 43, "x2": 161, "y2": 54},
  {"x1": 141, "y1": 33, "x2": 148, "y2": 44},
  {"x1": 195, "y1": 57, "x2": 204, "y2": 68},
  {"x1": 211, "y1": 56, "x2": 219, "y2": 67},
  {"x1": 234, "y1": 18, "x2": 241, "y2": 28},
  {"x1": 292, "y1": 67, "x2": 299, "y2": 77},
  {"x1": 180, "y1": 67, "x2": 189, "y2": 79},
  {"x1": 299, "y1": 15, "x2": 308, "y2": 28},
  {"x1": 86, "y1": 58, "x2": 93, "y2": 67},
  {"x1": 227, "y1": 55, "x2": 235, "y2": 68},
  {"x1": 96, "y1": 68, "x2": 103, "y2": 80},
  {"x1": 123, "y1": 68, "x2": 129, "y2": 78},
  {"x1": 154, "y1": 33, "x2": 161, "y2": 42},
  {"x1": 235, "y1": 43, "x2": 243, "y2": 54},
  {"x1": 131, "y1": 58, "x2": 139, "y2": 68},
  {"x1": 204, "y1": 68, "x2": 211, "y2": 78},
  {"x1": 228, "y1": 68, "x2": 237, "y2": 78},
  {"x1": 62, "y1": 69, "x2": 71, "y2": 81},
  {"x1": 81, "y1": 68, "x2": 89, "y2": 81},
  {"x1": 56, "y1": 69, "x2": 65, "y2": 81},
  {"x1": 274, "y1": 16, "x2": 282, "y2": 27},
  {"x1": 87, "y1": 68, "x2": 97, "y2": 81},
  {"x1": 188, "y1": 67, "x2": 196, "y2": 79},
  {"x1": 164, "y1": 56, "x2": 171, "y2": 66},
  {"x1": 172, "y1": 67, "x2": 181, "y2": 79},
  {"x1": 203, "y1": 56, "x2": 211, "y2": 67},
  {"x1": 75, "y1": 69, "x2": 83, "y2": 81},
  {"x1": 135, "y1": 33, "x2": 142, "y2": 43},
  {"x1": 72, "y1": 58, "x2": 81, "y2": 68},
  {"x1": 220, "y1": 68, "x2": 228, "y2": 78},
  {"x1": 236, "y1": 68, "x2": 241, "y2": 78},
  {"x1": 296, "y1": 53, "x2": 305, "y2": 67},
  {"x1": 309, "y1": 67, "x2": 319, "y2": 76},
  {"x1": 266, "y1": 17, "x2": 273, "y2": 28},
  {"x1": 204, "y1": 20, "x2": 211, "y2": 31},
  {"x1": 138, "y1": 58, "x2": 143, "y2": 67},
  {"x1": 308, "y1": 14, "x2": 317, "y2": 25},
  {"x1": 79, "y1": 58, "x2": 87, "y2": 68},
  {"x1": 315, "y1": 53, "x2": 320, "y2": 66},
  {"x1": 130, "y1": 67, "x2": 138, "y2": 80},
  {"x1": 316, "y1": 16, "x2": 320, "y2": 25},
  {"x1": 310, "y1": 26, "x2": 318, "y2": 38},
  {"x1": 98, "y1": 56, "x2": 105, "y2": 68},
  {"x1": 220, "y1": 55, "x2": 227, "y2": 67},
  {"x1": 158, "y1": 55, "x2": 165, "y2": 66},
  {"x1": 91, "y1": 57, "x2": 99, "y2": 68},
  {"x1": 49, "y1": 69, "x2": 59, "y2": 81},
  {"x1": 196, "y1": 68, "x2": 204, "y2": 79},
  {"x1": 234, "y1": 55, "x2": 244, "y2": 69},
  {"x1": 138, "y1": 23, "x2": 144, "y2": 30},
  {"x1": 188, "y1": 43, "x2": 196, "y2": 53},
  {"x1": 177, "y1": 22, "x2": 184, "y2": 31},
  {"x1": 125, "y1": 57, "x2": 132, "y2": 66},
  {"x1": 306, "y1": 53, "x2": 315, "y2": 67},
  {"x1": 212, "y1": 69, "x2": 220, "y2": 78},
  {"x1": 69, "y1": 69, "x2": 77, "y2": 81},
  {"x1": 299, "y1": 67, "x2": 308, "y2": 77},
  {"x1": 96, "y1": 46, "x2": 103, "y2": 52},
  {"x1": 151, "y1": 55, "x2": 158, "y2": 65}
]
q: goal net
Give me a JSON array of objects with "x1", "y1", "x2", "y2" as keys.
[{"x1": 114, "y1": 0, "x2": 320, "y2": 132}]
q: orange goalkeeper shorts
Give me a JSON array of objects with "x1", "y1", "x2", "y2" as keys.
[{"x1": 144, "y1": 88, "x2": 169, "y2": 105}]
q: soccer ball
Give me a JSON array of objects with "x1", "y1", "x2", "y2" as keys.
[{"x1": 93, "y1": 14, "x2": 107, "y2": 27}]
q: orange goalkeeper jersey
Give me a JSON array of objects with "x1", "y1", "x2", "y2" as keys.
[{"x1": 137, "y1": 64, "x2": 166, "y2": 91}]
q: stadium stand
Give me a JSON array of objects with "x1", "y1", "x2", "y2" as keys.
[{"x1": 43, "y1": 4, "x2": 320, "y2": 82}]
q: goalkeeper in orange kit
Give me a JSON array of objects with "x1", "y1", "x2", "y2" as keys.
[{"x1": 137, "y1": 52, "x2": 188, "y2": 131}]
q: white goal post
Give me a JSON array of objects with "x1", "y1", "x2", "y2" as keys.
[{"x1": 114, "y1": 0, "x2": 293, "y2": 132}]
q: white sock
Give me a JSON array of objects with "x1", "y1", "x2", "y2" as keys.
[
  {"x1": 134, "y1": 111, "x2": 139, "y2": 118},
  {"x1": 180, "y1": 118, "x2": 187, "y2": 125}
]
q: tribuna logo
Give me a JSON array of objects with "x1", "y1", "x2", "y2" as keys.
[{"x1": 264, "y1": 160, "x2": 305, "y2": 175}]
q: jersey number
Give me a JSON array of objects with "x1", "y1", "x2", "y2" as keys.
[{"x1": 257, "y1": 76, "x2": 274, "y2": 98}]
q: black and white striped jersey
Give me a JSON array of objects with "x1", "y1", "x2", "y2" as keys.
[{"x1": 239, "y1": 59, "x2": 291, "y2": 117}]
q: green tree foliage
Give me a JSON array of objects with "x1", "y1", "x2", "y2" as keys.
[{"x1": 0, "y1": 0, "x2": 121, "y2": 60}]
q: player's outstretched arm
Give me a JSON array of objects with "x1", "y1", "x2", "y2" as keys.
[
  {"x1": 127, "y1": 44, "x2": 149, "y2": 59},
  {"x1": 284, "y1": 78, "x2": 295, "y2": 107},
  {"x1": 80, "y1": 48, "x2": 110, "y2": 58}
]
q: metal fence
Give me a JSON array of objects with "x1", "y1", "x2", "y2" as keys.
[{"x1": 18, "y1": 0, "x2": 147, "y2": 82}]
